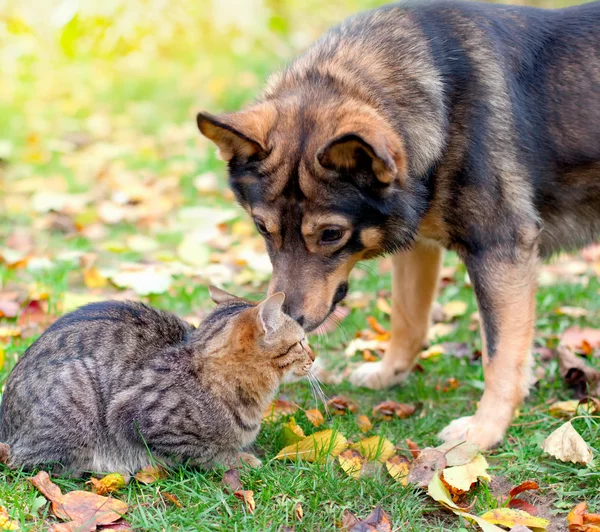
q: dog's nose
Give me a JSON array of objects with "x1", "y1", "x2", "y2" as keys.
[{"x1": 294, "y1": 315, "x2": 305, "y2": 327}]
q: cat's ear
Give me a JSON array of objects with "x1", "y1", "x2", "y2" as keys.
[
  {"x1": 257, "y1": 292, "x2": 285, "y2": 340},
  {"x1": 208, "y1": 286, "x2": 239, "y2": 305}
]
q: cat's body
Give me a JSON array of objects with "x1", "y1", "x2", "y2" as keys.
[{"x1": 0, "y1": 289, "x2": 312, "y2": 476}]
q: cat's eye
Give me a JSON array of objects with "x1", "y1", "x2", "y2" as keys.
[
  {"x1": 254, "y1": 218, "x2": 270, "y2": 237},
  {"x1": 320, "y1": 228, "x2": 344, "y2": 245}
]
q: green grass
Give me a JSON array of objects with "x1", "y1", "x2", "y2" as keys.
[{"x1": 1, "y1": 4, "x2": 600, "y2": 529}]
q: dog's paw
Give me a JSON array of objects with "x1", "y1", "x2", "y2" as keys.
[
  {"x1": 237, "y1": 452, "x2": 263, "y2": 469},
  {"x1": 438, "y1": 416, "x2": 504, "y2": 450},
  {"x1": 348, "y1": 361, "x2": 410, "y2": 390}
]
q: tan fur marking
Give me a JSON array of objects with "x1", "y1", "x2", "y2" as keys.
[{"x1": 359, "y1": 227, "x2": 383, "y2": 250}]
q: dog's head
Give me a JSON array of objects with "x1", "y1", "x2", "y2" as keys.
[{"x1": 197, "y1": 97, "x2": 426, "y2": 331}]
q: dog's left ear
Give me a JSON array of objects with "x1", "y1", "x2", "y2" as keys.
[
  {"x1": 317, "y1": 131, "x2": 407, "y2": 185},
  {"x1": 197, "y1": 102, "x2": 276, "y2": 162}
]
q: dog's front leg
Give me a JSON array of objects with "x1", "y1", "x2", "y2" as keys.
[
  {"x1": 439, "y1": 243, "x2": 538, "y2": 449},
  {"x1": 350, "y1": 240, "x2": 443, "y2": 389}
]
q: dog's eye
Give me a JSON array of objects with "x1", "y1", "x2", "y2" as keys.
[
  {"x1": 320, "y1": 228, "x2": 343, "y2": 244},
  {"x1": 255, "y1": 219, "x2": 269, "y2": 237}
]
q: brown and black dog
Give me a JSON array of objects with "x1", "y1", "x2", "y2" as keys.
[{"x1": 197, "y1": 0, "x2": 600, "y2": 449}]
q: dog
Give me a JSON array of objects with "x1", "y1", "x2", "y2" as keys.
[{"x1": 196, "y1": 0, "x2": 600, "y2": 449}]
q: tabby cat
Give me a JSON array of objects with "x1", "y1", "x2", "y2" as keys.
[{"x1": 0, "y1": 287, "x2": 313, "y2": 476}]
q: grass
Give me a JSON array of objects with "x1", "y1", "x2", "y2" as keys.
[{"x1": 1, "y1": 3, "x2": 600, "y2": 529}]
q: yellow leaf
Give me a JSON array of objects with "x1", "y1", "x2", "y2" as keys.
[
  {"x1": 428, "y1": 323, "x2": 456, "y2": 341},
  {"x1": 386, "y1": 455, "x2": 409, "y2": 486},
  {"x1": 83, "y1": 267, "x2": 107, "y2": 289},
  {"x1": 304, "y1": 409, "x2": 325, "y2": 427},
  {"x1": 549, "y1": 400, "x2": 596, "y2": 417},
  {"x1": 295, "y1": 501, "x2": 303, "y2": 521},
  {"x1": 281, "y1": 417, "x2": 306, "y2": 446},
  {"x1": 134, "y1": 465, "x2": 167, "y2": 484},
  {"x1": 0, "y1": 327, "x2": 21, "y2": 340},
  {"x1": 377, "y1": 298, "x2": 392, "y2": 315},
  {"x1": 443, "y1": 300, "x2": 468, "y2": 319},
  {"x1": 421, "y1": 344, "x2": 446, "y2": 359},
  {"x1": 0, "y1": 347, "x2": 4, "y2": 369},
  {"x1": 0, "y1": 506, "x2": 19, "y2": 531},
  {"x1": 89, "y1": 473, "x2": 126, "y2": 495},
  {"x1": 542, "y1": 421, "x2": 593, "y2": 464},
  {"x1": 479, "y1": 508, "x2": 549, "y2": 530},
  {"x1": 442, "y1": 454, "x2": 491, "y2": 493},
  {"x1": 350, "y1": 436, "x2": 395, "y2": 463},
  {"x1": 275, "y1": 429, "x2": 347, "y2": 463},
  {"x1": 338, "y1": 449, "x2": 364, "y2": 479},
  {"x1": 233, "y1": 490, "x2": 256, "y2": 514},
  {"x1": 356, "y1": 414, "x2": 373, "y2": 433}
]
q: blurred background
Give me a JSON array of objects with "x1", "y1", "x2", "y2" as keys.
[{"x1": 0, "y1": 0, "x2": 594, "y2": 328}]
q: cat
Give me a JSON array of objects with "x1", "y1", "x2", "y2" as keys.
[{"x1": 0, "y1": 286, "x2": 313, "y2": 477}]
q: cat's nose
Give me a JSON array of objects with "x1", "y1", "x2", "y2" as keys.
[{"x1": 301, "y1": 339, "x2": 315, "y2": 361}]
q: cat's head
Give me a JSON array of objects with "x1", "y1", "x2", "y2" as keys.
[{"x1": 207, "y1": 286, "x2": 315, "y2": 377}]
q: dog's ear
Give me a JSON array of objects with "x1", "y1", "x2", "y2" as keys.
[
  {"x1": 196, "y1": 103, "x2": 276, "y2": 162},
  {"x1": 317, "y1": 131, "x2": 406, "y2": 184}
]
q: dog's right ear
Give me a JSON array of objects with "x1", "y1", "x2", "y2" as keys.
[
  {"x1": 208, "y1": 285, "x2": 239, "y2": 305},
  {"x1": 196, "y1": 103, "x2": 276, "y2": 162}
]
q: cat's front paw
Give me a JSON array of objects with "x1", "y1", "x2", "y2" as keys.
[
  {"x1": 349, "y1": 361, "x2": 410, "y2": 390},
  {"x1": 237, "y1": 452, "x2": 263, "y2": 469}
]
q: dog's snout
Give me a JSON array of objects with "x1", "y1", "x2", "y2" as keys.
[
  {"x1": 333, "y1": 282, "x2": 349, "y2": 305},
  {"x1": 282, "y1": 301, "x2": 305, "y2": 327}
]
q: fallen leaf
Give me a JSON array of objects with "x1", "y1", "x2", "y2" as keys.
[
  {"x1": 509, "y1": 480, "x2": 539, "y2": 499},
  {"x1": 342, "y1": 506, "x2": 392, "y2": 532},
  {"x1": 30, "y1": 471, "x2": 127, "y2": 530},
  {"x1": 275, "y1": 429, "x2": 347, "y2": 462},
  {"x1": 282, "y1": 417, "x2": 306, "y2": 446},
  {"x1": 367, "y1": 316, "x2": 388, "y2": 335},
  {"x1": 556, "y1": 307, "x2": 588, "y2": 318},
  {"x1": 0, "y1": 506, "x2": 19, "y2": 531},
  {"x1": 356, "y1": 414, "x2": 373, "y2": 433},
  {"x1": 428, "y1": 323, "x2": 456, "y2": 341},
  {"x1": 442, "y1": 300, "x2": 468, "y2": 319},
  {"x1": 561, "y1": 327, "x2": 600, "y2": 350},
  {"x1": 134, "y1": 465, "x2": 167, "y2": 484},
  {"x1": 407, "y1": 448, "x2": 447, "y2": 487},
  {"x1": 263, "y1": 399, "x2": 299, "y2": 422},
  {"x1": 421, "y1": 344, "x2": 446, "y2": 359},
  {"x1": 344, "y1": 338, "x2": 389, "y2": 358},
  {"x1": 376, "y1": 298, "x2": 392, "y2": 315},
  {"x1": 442, "y1": 454, "x2": 491, "y2": 493},
  {"x1": 110, "y1": 268, "x2": 172, "y2": 296},
  {"x1": 568, "y1": 502, "x2": 600, "y2": 532},
  {"x1": 161, "y1": 492, "x2": 183, "y2": 508},
  {"x1": 372, "y1": 401, "x2": 416, "y2": 420},
  {"x1": 479, "y1": 508, "x2": 549, "y2": 530},
  {"x1": 233, "y1": 490, "x2": 255, "y2": 514},
  {"x1": 557, "y1": 346, "x2": 600, "y2": 399},
  {"x1": 326, "y1": 396, "x2": 358, "y2": 415},
  {"x1": 406, "y1": 438, "x2": 421, "y2": 459},
  {"x1": 542, "y1": 421, "x2": 593, "y2": 464},
  {"x1": 508, "y1": 498, "x2": 539, "y2": 516},
  {"x1": 386, "y1": 455, "x2": 410, "y2": 486},
  {"x1": 89, "y1": 474, "x2": 126, "y2": 495},
  {"x1": 549, "y1": 399, "x2": 597, "y2": 417},
  {"x1": 294, "y1": 502, "x2": 303, "y2": 521},
  {"x1": 349, "y1": 436, "x2": 395, "y2": 463},
  {"x1": 83, "y1": 267, "x2": 108, "y2": 289},
  {"x1": 0, "y1": 300, "x2": 19, "y2": 319},
  {"x1": 304, "y1": 409, "x2": 325, "y2": 427},
  {"x1": 222, "y1": 469, "x2": 243, "y2": 492},
  {"x1": 338, "y1": 449, "x2": 365, "y2": 479},
  {"x1": 362, "y1": 349, "x2": 379, "y2": 362}
]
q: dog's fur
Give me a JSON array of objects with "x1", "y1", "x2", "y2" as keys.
[{"x1": 197, "y1": 0, "x2": 600, "y2": 449}]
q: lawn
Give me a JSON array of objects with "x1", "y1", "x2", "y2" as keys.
[{"x1": 1, "y1": 1, "x2": 599, "y2": 531}]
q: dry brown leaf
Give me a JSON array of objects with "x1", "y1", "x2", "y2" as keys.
[
  {"x1": 326, "y1": 396, "x2": 358, "y2": 415},
  {"x1": 0, "y1": 506, "x2": 19, "y2": 531},
  {"x1": 30, "y1": 471, "x2": 127, "y2": 530},
  {"x1": 294, "y1": 502, "x2": 303, "y2": 521},
  {"x1": 407, "y1": 448, "x2": 447, "y2": 487},
  {"x1": 338, "y1": 449, "x2": 365, "y2": 479},
  {"x1": 542, "y1": 421, "x2": 593, "y2": 464},
  {"x1": 557, "y1": 346, "x2": 600, "y2": 398},
  {"x1": 376, "y1": 298, "x2": 392, "y2": 315},
  {"x1": 568, "y1": 502, "x2": 600, "y2": 532},
  {"x1": 341, "y1": 506, "x2": 392, "y2": 532},
  {"x1": 304, "y1": 409, "x2": 325, "y2": 427},
  {"x1": 134, "y1": 465, "x2": 167, "y2": 484},
  {"x1": 263, "y1": 398, "x2": 300, "y2": 422},
  {"x1": 161, "y1": 492, "x2": 183, "y2": 508},
  {"x1": 509, "y1": 480, "x2": 539, "y2": 498},
  {"x1": 405, "y1": 438, "x2": 421, "y2": 459},
  {"x1": 222, "y1": 469, "x2": 243, "y2": 492},
  {"x1": 561, "y1": 327, "x2": 600, "y2": 351},
  {"x1": 350, "y1": 436, "x2": 395, "y2": 463},
  {"x1": 275, "y1": 429, "x2": 347, "y2": 462},
  {"x1": 356, "y1": 414, "x2": 373, "y2": 433},
  {"x1": 386, "y1": 455, "x2": 410, "y2": 486},
  {"x1": 88, "y1": 474, "x2": 126, "y2": 495},
  {"x1": 233, "y1": 490, "x2": 255, "y2": 514},
  {"x1": 508, "y1": 498, "x2": 539, "y2": 516},
  {"x1": 372, "y1": 401, "x2": 416, "y2": 420}
]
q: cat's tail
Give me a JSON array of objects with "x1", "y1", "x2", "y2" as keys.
[{"x1": 0, "y1": 442, "x2": 11, "y2": 466}]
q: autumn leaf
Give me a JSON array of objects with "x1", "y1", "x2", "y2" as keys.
[
  {"x1": 376, "y1": 298, "x2": 392, "y2": 315},
  {"x1": 161, "y1": 492, "x2": 183, "y2": 508},
  {"x1": 110, "y1": 268, "x2": 172, "y2": 296},
  {"x1": 294, "y1": 502, "x2": 303, "y2": 521},
  {"x1": 420, "y1": 344, "x2": 446, "y2": 359},
  {"x1": 556, "y1": 307, "x2": 588, "y2": 319},
  {"x1": 372, "y1": 401, "x2": 416, "y2": 420},
  {"x1": 262, "y1": 398, "x2": 299, "y2": 422},
  {"x1": 542, "y1": 421, "x2": 593, "y2": 464},
  {"x1": 281, "y1": 417, "x2": 306, "y2": 445},
  {"x1": 405, "y1": 438, "x2": 421, "y2": 459},
  {"x1": 386, "y1": 455, "x2": 410, "y2": 486},
  {"x1": 88, "y1": 474, "x2": 126, "y2": 495},
  {"x1": 30, "y1": 471, "x2": 127, "y2": 530},
  {"x1": 366, "y1": 316, "x2": 388, "y2": 335},
  {"x1": 275, "y1": 429, "x2": 347, "y2": 462},
  {"x1": 479, "y1": 508, "x2": 549, "y2": 530},
  {"x1": 407, "y1": 448, "x2": 447, "y2": 487},
  {"x1": 568, "y1": 502, "x2": 600, "y2": 532},
  {"x1": 338, "y1": 449, "x2": 365, "y2": 479},
  {"x1": 442, "y1": 300, "x2": 468, "y2": 320},
  {"x1": 561, "y1": 327, "x2": 600, "y2": 351},
  {"x1": 134, "y1": 464, "x2": 167, "y2": 484},
  {"x1": 356, "y1": 414, "x2": 373, "y2": 433},
  {"x1": 304, "y1": 409, "x2": 325, "y2": 427},
  {"x1": 549, "y1": 399, "x2": 597, "y2": 417},
  {"x1": 233, "y1": 490, "x2": 256, "y2": 514},
  {"x1": 326, "y1": 396, "x2": 358, "y2": 415},
  {"x1": 436, "y1": 441, "x2": 480, "y2": 467},
  {"x1": 441, "y1": 454, "x2": 491, "y2": 493},
  {"x1": 83, "y1": 267, "x2": 108, "y2": 289},
  {"x1": 509, "y1": 480, "x2": 540, "y2": 499},
  {"x1": 350, "y1": 436, "x2": 395, "y2": 463},
  {"x1": 0, "y1": 506, "x2": 19, "y2": 531},
  {"x1": 341, "y1": 506, "x2": 392, "y2": 532},
  {"x1": 557, "y1": 346, "x2": 600, "y2": 399},
  {"x1": 222, "y1": 469, "x2": 243, "y2": 492}
]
